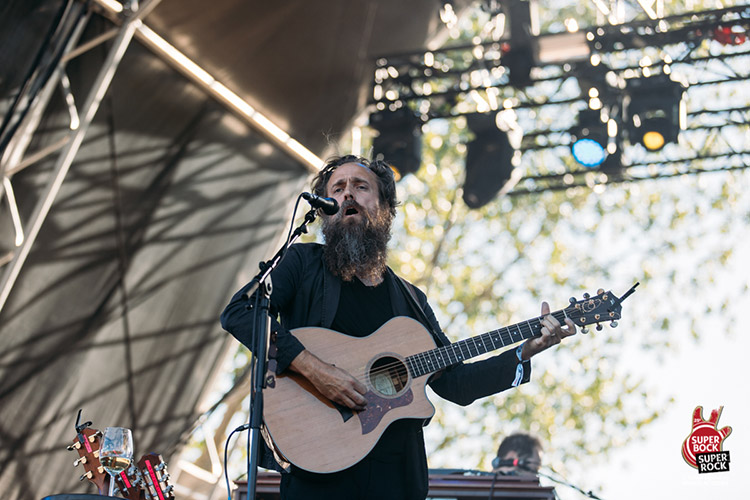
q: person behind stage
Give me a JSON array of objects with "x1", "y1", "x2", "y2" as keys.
[
  {"x1": 492, "y1": 432, "x2": 544, "y2": 474},
  {"x1": 220, "y1": 155, "x2": 576, "y2": 500}
]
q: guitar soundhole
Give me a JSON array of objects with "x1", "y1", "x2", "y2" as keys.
[{"x1": 368, "y1": 356, "x2": 409, "y2": 397}]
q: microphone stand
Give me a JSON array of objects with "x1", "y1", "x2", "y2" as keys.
[
  {"x1": 527, "y1": 465, "x2": 606, "y2": 500},
  {"x1": 243, "y1": 206, "x2": 319, "y2": 500}
]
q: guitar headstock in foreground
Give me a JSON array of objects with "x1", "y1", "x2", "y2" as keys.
[{"x1": 67, "y1": 410, "x2": 174, "y2": 500}]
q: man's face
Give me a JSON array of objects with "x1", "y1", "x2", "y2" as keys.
[{"x1": 325, "y1": 162, "x2": 381, "y2": 224}]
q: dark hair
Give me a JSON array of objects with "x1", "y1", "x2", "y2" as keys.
[
  {"x1": 311, "y1": 154, "x2": 398, "y2": 217},
  {"x1": 496, "y1": 433, "x2": 543, "y2": 460}
]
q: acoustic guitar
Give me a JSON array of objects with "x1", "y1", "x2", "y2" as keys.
[{"x1": 263, "y1": 285, "x2": 637, "y2": 473}]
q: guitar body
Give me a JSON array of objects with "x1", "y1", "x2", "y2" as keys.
[{"x1": 263, "y1": 316, "x2": 438, "y2": 473}]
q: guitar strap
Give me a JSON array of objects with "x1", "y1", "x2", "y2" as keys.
[{"x1": 394, "y1": 274, "x2": 445, "y2": 349}]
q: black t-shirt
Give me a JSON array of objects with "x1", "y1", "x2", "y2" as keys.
[
  {"x1": 330, "y1": 274, "x2": 422, "y2": 461},
  {"x1": 331, "y1": 274, "x2": 394, "y2": 337}
]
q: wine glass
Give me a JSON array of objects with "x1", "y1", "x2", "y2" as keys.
[{"x1": 99, "y1": 427, "x2": 133, "y2": 497}]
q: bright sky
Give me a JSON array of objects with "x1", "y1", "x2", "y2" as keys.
[{"x1": 580, "y1": 328, "x2": 749, "y2": 500}]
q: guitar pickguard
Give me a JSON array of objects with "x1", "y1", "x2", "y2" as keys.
[{"x1": 357, "y1": 388, "x2": 414, "y2": 434}]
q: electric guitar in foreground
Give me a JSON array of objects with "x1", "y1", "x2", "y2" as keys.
[{"x1": 263, "y1": 284, "x2": 638, "y2": 473}]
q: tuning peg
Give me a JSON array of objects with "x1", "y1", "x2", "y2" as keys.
[
  {"x1": 610, "y1": 320, "x2": 618, "y2": 328},
  {"x1": 569, "y1": 296, "x2": 577, "y2": 304},
  {"x1": 89, "y1": 431, "x2": 102, "y2": 443},
  {"x1": 67, "y1": 443, "x2": 81, "y2": 451},
  {"x1": 596, "y1": 324, "x2": 603, "y2": 331},
  {"x1": 79, "y1": 471, "x2": 93, "y2": 481},
  {"x1": 597, "y1": 288, "x2": 604, "y2": 295},
  {"x1": 581, "y1": 327, "x2": 589, "y2": 334},
  {"x1": 583, "y1": 292, "x2": 590, "y2": 299},
  {"x1": 73, "y1": 456, "x2": 87, "y2": 467}
]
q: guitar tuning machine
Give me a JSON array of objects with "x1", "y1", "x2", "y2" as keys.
[
  {"x1": 583, "y1": 292, "x2": 590, "y2": 299},
  {"x1": 610, "y1": 320, "x2": 618, "y2": 328},
  {"x1": 73, "y1": 456, "x2": 87, "y2": 467},
  {"x1": 89, "y1": 431, "x2": 102, "y2": 442},
  {"x1": 569, "y1": 297, "x2": 577, "y2": 304},
  {"x1": 67, "y1": 442, "x2": 81, "y2": 451},
  {"x1": 79, "y1": 471, "x2": 93, "y2": 481},
  {"x1": 596, "y1": 324, "x2": 603, "y2": 331},
  {"x1": 581, "y1": 327, "x2": 589, "y2": 334}
]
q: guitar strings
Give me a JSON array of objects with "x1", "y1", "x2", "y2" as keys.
[{"x1": 340, "y1": 309, "x2": 583, "y2": 384}]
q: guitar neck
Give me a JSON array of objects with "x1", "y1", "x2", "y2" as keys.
[{"x1": 406, "y1": 309, "x2": 569, "y2": 378}]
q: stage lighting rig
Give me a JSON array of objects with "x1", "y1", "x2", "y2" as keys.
[
  {"x1": 462, "y1": 111, "x2": 520, "y2": 209},
  {"x1": 570, "y1": 108, "x2": 609, "y2": 168},
  {"x1": 626, "y1": 74, "x2": 687, "y2": 152},
  {"x1": 370, "y1": 107, "x2": 424, "y2": 179}
]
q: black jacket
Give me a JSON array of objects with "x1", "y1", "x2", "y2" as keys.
[
  {"x1": 220, "y1": 243, "x2": 531, "y2": 497},
  {"x1": 221, "y1": 243, "x2": 530, "y2": 403}
]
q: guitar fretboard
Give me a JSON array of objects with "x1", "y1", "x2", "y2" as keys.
[{"x1": 405, "y1": 310, "x2": 570, "y2": 378}]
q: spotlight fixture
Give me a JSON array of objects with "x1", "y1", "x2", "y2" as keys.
[
  {"x1": 570, "y1": 108, "x2": 608, "y2": 168},
  {"x1": 370, "y1": 107, "x2": 423, "y2": 179},
  {"x1": 626, "y1": 75, "x2": 687, "y2": 152},
  {"x1": 462, "y1": 112, "x2": 519, "y2": 209}
]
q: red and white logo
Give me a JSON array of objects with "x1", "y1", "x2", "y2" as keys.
[{"x1": 681, "y1": 406, "x2": 732, "y2": 469}]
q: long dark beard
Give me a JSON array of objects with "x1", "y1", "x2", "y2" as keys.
[{"x1": 322, "y1": 201, "x2": 393, "y2": 283}]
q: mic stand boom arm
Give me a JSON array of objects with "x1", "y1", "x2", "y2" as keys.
[{"x1": 244, "y1": 207, "x2": 318, "y2": 500}]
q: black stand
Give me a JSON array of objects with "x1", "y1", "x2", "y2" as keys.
[{"x1": 244, "y1": 207, "x2": 318, "y2": 500}]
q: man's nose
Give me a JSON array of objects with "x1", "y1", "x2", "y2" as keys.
[{"x1": 343, "y1": 184, "x2": 355, "y2": 199}]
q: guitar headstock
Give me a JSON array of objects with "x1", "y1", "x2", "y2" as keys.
[
  {"x1": 114, "y1": 464, "x2": 147, "y2": 500},
  {"x1": 138, "y1": 453, "x2": 175, "y2": 500},
  {"x1": 67, "y1": 427, "x2": 107, "y2": 494},
  {"x1": 564, "y1": 283, "x2": 638, "y2": 333},
  {"x1": 68, "y1": 425, "x2": 145, "y2": 500}
]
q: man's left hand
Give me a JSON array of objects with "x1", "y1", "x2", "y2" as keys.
[{"x1": 520, "y1": 301, "x2": 577, "y2": 360}]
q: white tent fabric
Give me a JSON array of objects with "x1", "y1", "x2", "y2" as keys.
[{"x1": 0, "y1": 1, "x2": 459, "y2": 498}]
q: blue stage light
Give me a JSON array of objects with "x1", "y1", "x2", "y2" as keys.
[{"x1": 571, "y1": 137, "x2": 607, "y2": 168}]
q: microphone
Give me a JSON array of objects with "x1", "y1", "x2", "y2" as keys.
[
  {"x1": 302, "y1": 192, "x2": 339, "y2": 215},
  {"x1": 491, "y1": 457, "x2": 526, "y2": 469}
]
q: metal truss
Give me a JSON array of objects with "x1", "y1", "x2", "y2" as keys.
[
  {"x1": 0, "y1": 0, "x2": 156, "y2": 313},
  {"x1": 369, "y1": 4, "x2": 750, "y2": 193},
  {"x1": 0, "y1": 0, "x2": 323, "y2": 315}
]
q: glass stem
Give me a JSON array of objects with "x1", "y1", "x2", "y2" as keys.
[{"x1": 109, "y1": 475, "x2": 115, "y2": 497}]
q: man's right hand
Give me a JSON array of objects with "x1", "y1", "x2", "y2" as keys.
[{"x1": 289, "y1": 350, "x2": 368, "y2": 411}]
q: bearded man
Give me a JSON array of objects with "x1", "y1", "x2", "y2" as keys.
[{"x1": 220, "y1": 155, "x2": 575, "y2": 500}]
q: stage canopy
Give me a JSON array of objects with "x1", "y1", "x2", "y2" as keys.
[{"x1": 0, "y1": 1, "x2": 467, "y2": 498}]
